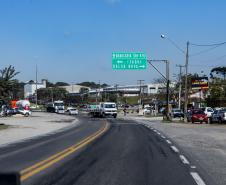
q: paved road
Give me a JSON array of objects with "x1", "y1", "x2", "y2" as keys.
[{"x1": 0, "y1": 116, "x2": 206, "y2": 185}]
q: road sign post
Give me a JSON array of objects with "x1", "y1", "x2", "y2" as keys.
[{"x1": 112, "y1": 52, "x2": 147, "y2": 70}]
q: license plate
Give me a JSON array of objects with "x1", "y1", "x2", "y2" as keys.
[{"x1": 199, "y1": 118, "x2": 204, "y2": 120}]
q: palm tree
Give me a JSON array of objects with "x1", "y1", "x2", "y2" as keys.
[{"x1": 0, "y1": 65, "x2": 20, "y2": 101}]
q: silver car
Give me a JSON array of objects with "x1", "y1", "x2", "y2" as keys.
[
  {"x1": 219, "y1": 109, "x2": 226, "y2": 123},
  {"x1": 210, "y1": 110, "x2": 221, "y2": 123}
]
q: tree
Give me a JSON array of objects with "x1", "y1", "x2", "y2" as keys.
[
  {"x1": 37, "y1": 87, "x2": 68, "y2": 103},
  {"x1": 209, "y1": 86, "x2": 224, "y2": 98},
  {"x1": 46, "y1": 80, "x2": 55, "y2": 87},
  {"x1": 210, "y1": 66, "x2": 226, "y2": 80},
  {"x1": 55, "y1": 82, "x2": 69, "y2": 86},
  {"x1": 77, "y1": 82, "x2": 109, "y2": 89},
  {"x1": 0, "y1": 65, "x2": 20, "y2": 101}
]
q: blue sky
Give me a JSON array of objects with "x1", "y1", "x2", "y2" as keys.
[{"x1": 0, "y1": 0, "x2": 226, "y2": 85}]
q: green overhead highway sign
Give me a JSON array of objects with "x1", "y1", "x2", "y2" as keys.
[{"x1": 112, "y1": 52, "x2": 147, "y2": 70}]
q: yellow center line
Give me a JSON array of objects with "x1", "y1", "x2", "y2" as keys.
[
  {"x1": 20, "y1": 122, "x2": 109, "y2": 182},
  {"x1": 21, "y1": 126, "x2": 103, "y2": 174}
]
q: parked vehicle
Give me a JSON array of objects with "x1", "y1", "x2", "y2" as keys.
[
  {"x1": 46, "y1": 100, "x2": 65, "y2": 113},
  {"x1": 171, "y1": 108, "x2": 184, "y2": 118},
  {"x1": 187, "y1": 109, "x2": 208, "y2": 123},
  {"x1": 218, "y1": 108, "x2": 226, "y2": 123},
  {"x1": 201, "y1": 107, "x2": 214, "y2": 117},
  {"x1": 210, "y1": 109, "x2": 222, "y2": 123},
  {"x1": 143, "y1": 106, "x2": 151, "y2": 115},
  {"x1": 66, "y1": 107, "x2": 78, "y2": 115},
  {"x1": 0, "y1": 105, "x2": 16, "y2": 117},
  {"x1": 46, "y1": 103, "x2": 55, "y2": 113},
  {"x1": 16, "y1": 100, "x2": 32, "y2": 117},
  {"x1": 88, "y1": 102, "x2": 117, "y2": 118}
]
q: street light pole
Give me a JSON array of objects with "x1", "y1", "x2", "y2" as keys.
[
  {"x1": 161, "y1": 34, "x2": 189, "y2": 121},
  {"x1": 184, "y1": 41, "x2": 189, "y2": 121}
]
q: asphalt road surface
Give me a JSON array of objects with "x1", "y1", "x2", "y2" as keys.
[{"x1": 0, "y1": 116, "x2": 206, "y2": 185}]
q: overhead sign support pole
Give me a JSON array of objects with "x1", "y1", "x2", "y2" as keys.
[{"x1": 147, "y1": 60, "x2": 170, "y2": 121}]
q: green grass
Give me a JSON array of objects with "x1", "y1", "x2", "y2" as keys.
[{"x1": 0, "y1": 124, "x2": 9, "y2": 130}]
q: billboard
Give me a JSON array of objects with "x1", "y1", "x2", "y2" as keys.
[{"x1": 191, "y1": 77, "x2": 209, "y2": 90}]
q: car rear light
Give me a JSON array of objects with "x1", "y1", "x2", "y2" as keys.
[{"x1": 24, "y1": 105, "x2": 30, "y2": 110}]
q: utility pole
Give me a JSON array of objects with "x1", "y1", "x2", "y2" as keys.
[
  {"x1": 148, "y1": 60, "x2": 170, "y2": 120},
  {"x1": 176, "y1": 65, "x2": 184, "y2": 109},
  {"x1": 184, "y1": 41, "x2": 189, "y2": 121},
  {"x1": 115, "y1": 84, "x2": 119, "y2": 104},
  {"x1": 35, "y1": 64, "x2": 38, "y2": 108},
  {"x1": 99, "y1": 80, "x2": 101, "y2": 101},
  {"x1": 51, "y1": 88, "x2": 54, "y2": 104},
  {"x1": 165, "y1": 61, "x2": 170, "y2": 119},
  {"x1": 137, "y1": 80, "x2": 145, "y2": 107}
]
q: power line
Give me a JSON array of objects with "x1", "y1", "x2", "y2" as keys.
[
  {"x1": 199, "y1": 54, "x2": 226, "y2": 63},
  {"x1": 190, "y1": 41, "x2": 226, "y2": 47},
  {"x1": 188, "y1": 64, "x2": 216, "y2": 68},
  {"x1": 166, "y1": 37, "x2": 185, "y2": 54},
  {"x1": 190, "y1": 45, "x2": 222, "y2": 57}
]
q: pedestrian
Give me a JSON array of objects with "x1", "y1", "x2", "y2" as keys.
[{"x1": 123, "y1": 107, "x2": 126, "y2": 116}]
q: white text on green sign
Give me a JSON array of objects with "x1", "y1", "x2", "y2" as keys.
[{"x1": 112, "y1": 52, "x2": 147, "y2": 70}]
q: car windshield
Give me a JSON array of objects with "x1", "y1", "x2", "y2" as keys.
[
  {"x1": 173, "y1": 109, "x2": 181, "y2": 112},
  {"x1": 104, "y1": 104, "x2": 116, "y2": 108},
  {"x1": 193, "y1": 110, "x2": 205, "y2": 114},
  {"x1": 55, "y1": 103, "x2": 64, "y2": 106},
  {"x1": 70, "y1": 109, "x2": 76, "y2": 111}
]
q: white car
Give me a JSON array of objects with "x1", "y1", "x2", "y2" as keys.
[
  {"x1": 143, "y1": 107, "x2": 151, "y2": 115},
  {"x1": 201, "y1": 107, "x2": 214, "y2": 117},
  {"x1": 18, "y1": 108, "x2": 32, "y2": 117},
  {"x1": 66, "y1": 107, "x2": 78, "y2": 115}
]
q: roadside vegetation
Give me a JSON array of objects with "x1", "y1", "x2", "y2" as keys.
[{"x1": 0, "y1": 124, "x2": 9, "y2": 130}]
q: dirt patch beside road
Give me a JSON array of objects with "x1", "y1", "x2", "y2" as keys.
[
  {"x1": 0, "y1": 124, "x2": 9, "y2": 130},
  {"x1": 0, "y1": 112, "x2": 79, "y2": 147}
]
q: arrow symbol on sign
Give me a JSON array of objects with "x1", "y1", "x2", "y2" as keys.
[{"x1": 139, "y1": 65, "x2": 145, "y2": 68}]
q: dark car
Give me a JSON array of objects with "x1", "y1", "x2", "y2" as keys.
[
  {"x1": 171, "y1": 109, "x2": 184, "y2": 118},
  {"x1": 210, "y1": 109, "x2": 221, "y2": 123},
  {"x1": 187, "y1": 109, "x2": 208, "y2": 123}
]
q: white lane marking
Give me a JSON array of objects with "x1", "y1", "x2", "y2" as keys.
[
  {"x1": 166, "y1": 140, "x2": 172, "y2": 144},
  {"x1": 191, "y1": 166, "x2": 197, "y2": 169},
  {"x1": 171, "y1": 146, "x2": 179, "y2": 153},
  {"x1": 190, "y1": 172, "x2": 206, "y2": 185},
  {"x1": 161, "y1": 135, "x2": 166, "y2": 139},
  {"x1": 179, "y1": 155, "x2": 190, "y2": 164},
  {"x1": 157, "y1": 132, "x2": 161, "y2": 135},
  {"x1": 153, "y1": 130, "x2": 157, "y2": 132}
]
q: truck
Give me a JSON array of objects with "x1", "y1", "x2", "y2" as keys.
[
  {"x1": 16, "y1": 100, "x2": 32, "y2": 116},
  {"x1": 88, "y1": 102, "x2": 117, "y2": 118},
  {"x1": 46, "y1": 100, "x2": 65, "y2": 114}
]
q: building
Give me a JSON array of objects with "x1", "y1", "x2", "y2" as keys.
[
  {"x1": 88, "y1": 83, "x2": 175, "y2": 97},
  {"x1": 24, "y1": 79, "x2": 47, "y2": 98},
  {"x1": 59, "y1": 85, "x2": 90, "y2": 94}
]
